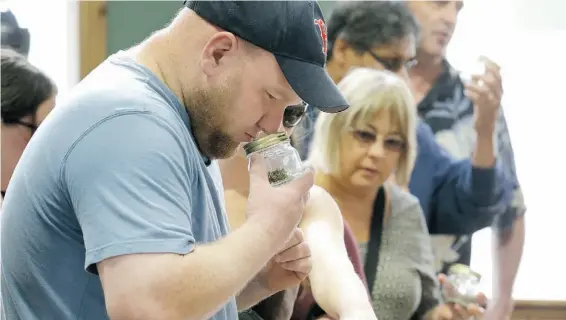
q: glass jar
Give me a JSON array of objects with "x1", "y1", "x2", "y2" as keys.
[
  {"x1": 243, "y1": 132, "x2": 304, "y2": 187},
  {"x1": 441, "y1": 263, "x2": 482, "y2": 306}
]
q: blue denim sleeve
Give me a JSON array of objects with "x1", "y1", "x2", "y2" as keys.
[
  {"x1": 491, "y1": 108, "x2": 526, "y2": 233},
  {"x1": 420, "y1": 123, "x2": 515, "y2": 235}
]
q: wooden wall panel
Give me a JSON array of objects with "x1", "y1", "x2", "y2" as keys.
[
  {"x1": 512, "y1": 300, "x2": 566, "y2": 320},
  {"x1": 79, "y1": 1, "x2": 107, "y2": 80}
]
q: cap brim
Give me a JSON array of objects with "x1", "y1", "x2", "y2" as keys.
[{"x1": 275, "y1": 56, "x2": 349, "y2": 113}]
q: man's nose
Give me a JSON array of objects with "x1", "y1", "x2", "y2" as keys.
[{"x1": 258, "y1": 112, "x2": 285, "y2": 135}]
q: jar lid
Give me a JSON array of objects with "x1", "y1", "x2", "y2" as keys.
[
  {"x1": 243, "y1": 132, "x2": 289, "y2": 155},
  {"x1": 448, "y1": 263, "x2": 482, "y2": 280}
]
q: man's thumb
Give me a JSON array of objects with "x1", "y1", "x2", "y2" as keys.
[
  {"x1": 287, "y1": 165, "x2": 314, "y2": 193},
  {"x1": 248, "y1": 153, "x2": 268, "y2": 182}
]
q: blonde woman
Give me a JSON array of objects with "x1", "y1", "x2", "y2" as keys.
[{"x1": 306, "y1": 68, "x2": 483, "y2": 320}]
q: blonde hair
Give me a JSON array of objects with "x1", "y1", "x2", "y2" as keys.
[{"x1": 307, "y1": 68, "x2": 417, "y2": 186}]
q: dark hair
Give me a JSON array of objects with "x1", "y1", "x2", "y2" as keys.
[
  {"x1": 1, "y1": 10, "x2": 30, "y2": 57},
  {"x1": 1, "y1": 48, "x2": 56, "y2": 123},
  {"x1": 326, "y1": 1, "x2": 419, "y2": 60}
]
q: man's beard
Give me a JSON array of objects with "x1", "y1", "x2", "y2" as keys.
[{"x1": 185, "y1": 79, "x2": 241, "y2": 160}]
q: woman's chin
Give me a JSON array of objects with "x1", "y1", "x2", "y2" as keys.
[{"x1": 350, "y1": 174, "x2": 383, "y2": 190}]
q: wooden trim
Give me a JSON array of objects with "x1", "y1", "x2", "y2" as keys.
[
  {"x1": 515, "y1": 300, "x2": 566, "y2": 309},
  {"x1": 512, "y1": 300, "x2": 566, "y2": 319},
  {"x1": 79, "y1": 0, "x2": 107, "y2": 80}
]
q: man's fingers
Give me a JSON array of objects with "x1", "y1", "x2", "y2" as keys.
[
  {"x1": 248, "y1": 153, "x2": 269, "y2": 183},
  {"x1": 279, "y1": 228, "x2": 305, "y2": 251},
  {"x1": 437, "y1": 273, "x2": 448, "y2": 284},
  {"x1": 293, "y1": 271, "x2": 309, "y2": 281},
  {"x1": 479, "y1": 55, "x2": 502, "y2": 72},
  {"x1": 287, "y1": 165, "x2": 314, "y2": 195},
  {"x1": 435, "y1": 304, "x2": 453, "y2": 319},
  {"x1": 465, "y1": 303, "x2": 484, "y2": 315},
  {"x1": 470, "y1": 73, "x2": 502, "y2": 102},
  {"x1": 476, "y1": 56, "x2": 503, "y2": 94},
  {"x1": 476, "y1": 292, "x2": 489, "y2": 307},
  {"x1": 278, "y1": 256, "x2": 312, "y2": 275},
  {"x1": 465, "y1": 80, "x2": 489, "y2": 95},
  {"x1": 275, "y1": 241, "x2": 311, "y2": 263}
]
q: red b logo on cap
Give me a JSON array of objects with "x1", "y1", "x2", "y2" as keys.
[{"x1": 314, "y1": 19, "x2": 327, "y2": 55}]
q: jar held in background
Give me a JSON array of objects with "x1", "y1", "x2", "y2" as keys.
[{"x1": 441, "y1": 263, "x2": 482, "y2": 306}]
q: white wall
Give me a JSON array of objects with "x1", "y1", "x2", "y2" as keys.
[
  {"x1": 3, "y1": 0, "x2": 79, "y2": 100},
  {"x1": 448, "y1": 0, "x2": 566, "y2": 301}
]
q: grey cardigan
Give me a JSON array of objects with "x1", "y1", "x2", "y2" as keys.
[{"x1": 359, "y1": 184, "x2": 441, "y2": 320}]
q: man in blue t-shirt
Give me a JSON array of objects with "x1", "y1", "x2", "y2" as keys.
[{"x1": 0, "y1": 2, "x2": 350, "y2": 319}]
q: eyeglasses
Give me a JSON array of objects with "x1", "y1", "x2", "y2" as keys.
[
  {"x1": 2, "y1": 118, "x2": 38, "y2": 135},
  {"x1": 283, "y1": 102, "x2": 308, "y2": 128},
  {"x1": 350, "y1": 128, "x2": 406, "y2": 153},
  {"x1": 366, "y1": 51, "x2": 417, "y2": 73}
]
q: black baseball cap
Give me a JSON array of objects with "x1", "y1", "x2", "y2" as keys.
[{"x1": 184, "y1": 1, "x2": 349, "y2": 113}]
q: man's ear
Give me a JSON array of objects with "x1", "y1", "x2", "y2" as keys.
[{"x1": 200, "y1": 32, "x2": 239, "y2": 77}]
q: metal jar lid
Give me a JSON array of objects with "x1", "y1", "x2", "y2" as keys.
[
  {"x1": 243, "y1": 132, "x2": 289, "y2": 155},
  {"x1": 448, "y1": 263, "x2": 482, "y2": 280}
]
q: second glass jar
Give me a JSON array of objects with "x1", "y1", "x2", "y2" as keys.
[{"x1": 441, "y1": 263, "x2": 482, "y2": 306}]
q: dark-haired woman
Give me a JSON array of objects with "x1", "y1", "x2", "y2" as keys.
[{"x1": 1, "y1": 48, "x2": 57, "y2": 198}]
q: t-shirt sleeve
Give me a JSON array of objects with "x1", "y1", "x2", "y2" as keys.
[{"x1": 62, "y1": 111, "x2": 196, "y2": 274}]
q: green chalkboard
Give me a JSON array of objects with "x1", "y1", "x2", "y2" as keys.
[
  {"x1": 106, "y1": 1, "x2": 182, "y2": 56},
  {"x1": 106, "y1": 1, "x2": 337, "y2": 57}
]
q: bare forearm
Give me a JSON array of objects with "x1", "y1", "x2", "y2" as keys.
[
  {"x1": 112, "y1": 217, "x2": 290, "y2": 320},
  {"x1": 310, "y1": 258, "x2": 372, "y2": 319},
  {"x1": 472, "y1": 129, "x2": 496, "y2": 168},
  {"x1": 492, "y1": 215, "x2": 525, "y2": 303}
]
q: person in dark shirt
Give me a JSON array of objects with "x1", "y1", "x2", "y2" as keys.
[{"x1": 405, "y1": 2, "x2": 525, "y2": 318}]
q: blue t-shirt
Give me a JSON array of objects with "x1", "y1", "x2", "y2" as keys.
[{"x1": 0, "y1": 53, "x2": 237, "y2": 319}]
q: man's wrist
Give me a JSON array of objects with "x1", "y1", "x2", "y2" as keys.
[
  {"x1": 236, "y1": 274, "x2": 275, "y2": 311},
  {"x1": 474, "y1": 111, "x2": 497, "y2": 135},
  {"x1": 475, "y1": 124, "x2": 496, "y2": 140},
  {"x1": 247, "y1": 273, "x2": 274, "y2": 297}
]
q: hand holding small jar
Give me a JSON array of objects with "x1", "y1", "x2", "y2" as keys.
[
  {"x1": 245, "y1": 132, "x2": 313, "y2": 242},
  {"x1": 428, "y1": 264, "x2": 487, "y2": 320},
  {"x1": 463, "y1": 56, "x2": 503, "y2": 134}
]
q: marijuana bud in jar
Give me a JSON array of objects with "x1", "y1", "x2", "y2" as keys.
[
  {"x1": 243, "y1": 132, "x2": 305, "y2": 187},
  {"x1": 441, "y1": 264, "x2": 482, "y2": 306}
]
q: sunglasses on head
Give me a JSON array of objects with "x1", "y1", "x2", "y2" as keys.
[{"x1": 283, "y1": 102, "x2": 308, "y2": 128}]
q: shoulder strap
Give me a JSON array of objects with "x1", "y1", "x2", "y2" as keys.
[{"x1": 364, "y1": 186, "x2": 386, "y2": 293}]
